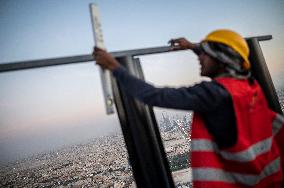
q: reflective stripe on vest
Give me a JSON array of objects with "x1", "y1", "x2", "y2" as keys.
[
  {"x1": 192, "y1": 137, "x2": 272, "y2": 162},
  {"x1": 192, "y1": 157, "x2": 280, "y2": 186},
  {"x1": 272, "y1": 113, "x2": 284, "y2": 136}
]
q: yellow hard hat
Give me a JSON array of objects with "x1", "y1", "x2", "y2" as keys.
[{"x1": 203, "y1": 29, "x2": 250, "y2": 70}]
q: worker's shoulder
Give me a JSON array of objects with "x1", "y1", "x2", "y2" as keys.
[
  {"x1": 193, "y1": 80, "x2": 226, "y2": 90},
  {"x1": 191, "y1": 80, "x2": 230, "y2": 97}
]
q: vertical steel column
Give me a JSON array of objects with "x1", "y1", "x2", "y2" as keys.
[
  {"x1": 132, "y1": 58, "x2": 175, "y2": 187},
  {"x1": 111, "y1": 56, "x2": 175, "y2": 188},
  {"x1": 247, "y1": 38, "x2": 282, "y2": 114}
]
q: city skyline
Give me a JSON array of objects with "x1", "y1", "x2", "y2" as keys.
[{"x1": 0, "y1": 114, "x2": 192, "y2": 187}]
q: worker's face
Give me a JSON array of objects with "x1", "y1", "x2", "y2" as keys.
[{"x1": 198, "y1": 52, "x2": 221, "y2": 78}]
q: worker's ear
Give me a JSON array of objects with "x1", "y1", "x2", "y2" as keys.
[
  {"x1": 216, "y1": 61, "x2": 227, "y2": 73},
  {"x1": 220, "y1": 63, "x2": 226, "y2": 69}
]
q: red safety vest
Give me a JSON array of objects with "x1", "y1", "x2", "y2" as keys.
[{"x1": 191, "y1": 77, "x2": 284, "y2": 188}]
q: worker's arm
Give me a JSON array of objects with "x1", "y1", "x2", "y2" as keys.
[
  {"x1": 112, "y1": 66, "x2": 229, "y2": 112},
  {"x1": 112, "y1": 66, "x2": 237, "y2": 148},
  {"x1": 92, "y1": 46, "x2": 228, "y2": 112}
]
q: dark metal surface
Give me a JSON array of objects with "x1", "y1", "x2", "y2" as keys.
[
  {"x1": 0, "y1": 55, "x2": 93, "y2": 72},
  {"x1": 133, "y1": 57, "x2": 175, "y2": 187},
  {"x1": 111, "y1": 56, "x2": 175, "y2": 188},
  {"x1": 0, "y1": 35, "x2": 272, "y2": 73},
  {"x1": 250, "y1": 35, "x2": 272, "y2": 41},
  {"x1": 247, "y1": 38, "x2": 282, "y2": 114},
  {"x1": 0, "y1": 47, "x2": 172, "y2": 73}
]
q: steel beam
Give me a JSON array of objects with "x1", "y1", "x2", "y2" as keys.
[
  {"x1": 111, "y1": 56, "x2": 175, "y2": 188},
  {"x1": 0, "y1": 35, "x2": 272, "y2": 73},
  {"x1": 247, "y1": 38, "x2": 282, "y2": 114}
]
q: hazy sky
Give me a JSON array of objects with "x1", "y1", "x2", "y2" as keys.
[{"x1": 0, "y1": 0, "x2": 284, "y2": 162}]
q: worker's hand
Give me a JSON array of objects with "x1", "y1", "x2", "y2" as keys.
[
  {"x1": 168, "y1": 38, "x2": 195, "y2": 51},
  {"x1": 92, "y1": 47, "x2": 120, "y2": 71}
]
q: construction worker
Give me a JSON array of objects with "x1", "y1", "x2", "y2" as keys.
[{"x1": 93, "y1": 29, "x2": 284, "y2": 187}]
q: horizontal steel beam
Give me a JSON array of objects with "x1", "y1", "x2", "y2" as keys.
[
  {"x1": 0, "y1": 35, "x2": 272, "y2": 73},
  {"x1": 254, "y1": 35, "x2": 272, "y2": 41},
  {"x1": 0, "y1": 55, "x2": 93, "y2": 73},
  {"x1": 0, "y1": 46, "x2": 172, "y2": 73}
]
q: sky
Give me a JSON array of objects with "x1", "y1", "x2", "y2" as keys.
[{"x1": 0, "y1": 0, "x2": 284, "y2": 163}]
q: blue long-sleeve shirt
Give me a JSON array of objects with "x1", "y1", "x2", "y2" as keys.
[{"x1": 113, "y1": 66, "x2": 237, "y2": 148}]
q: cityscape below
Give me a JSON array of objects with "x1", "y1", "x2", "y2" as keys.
[{"x1": 0, "y1": 112, "x2": 193, "y2": 188}]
